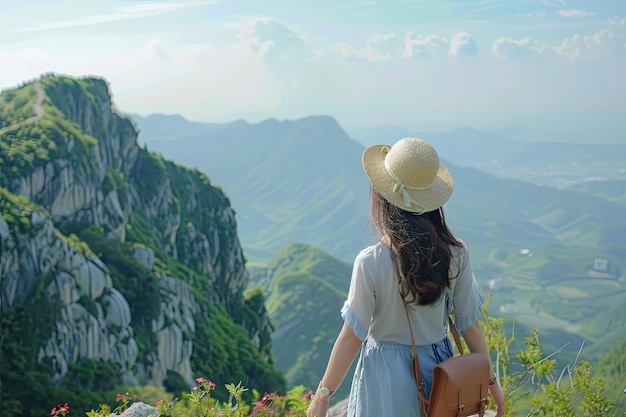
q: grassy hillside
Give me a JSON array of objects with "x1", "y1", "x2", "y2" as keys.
[{"x1": 249, "y1": 243, "x2": 355, "y2": 400}]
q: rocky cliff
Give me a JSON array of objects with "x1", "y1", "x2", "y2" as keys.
[{"x1": 0, "y1": 75, "x2": 276, "y2": 391}]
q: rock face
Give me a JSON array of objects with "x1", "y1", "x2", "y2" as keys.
[{"x1": 0, "y1": 75, "x2": 267, "y2": 388}]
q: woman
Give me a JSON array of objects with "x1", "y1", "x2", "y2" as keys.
[{"x1": 306, "y1": 138, "x2": 505, "y2": 417}]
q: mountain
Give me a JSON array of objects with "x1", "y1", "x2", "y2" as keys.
[
  {"x1": 133, "y1": 113, "x2": 249, "y2": 143},
  {"x1": 136, "y1": 114, "x2": 626, "y2": 255},
  {"x1": 0, "y1": 75, "x2": 283, "y2": 415},
  {"x1": 138, "y1": 114, "x2": 373, "y2": 261},
  {"x1": 248, "y1": 243, "x2": 355, "y2": 401}
]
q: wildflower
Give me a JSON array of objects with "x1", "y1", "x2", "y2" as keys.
[{"x1": 50, "y1": 403, "x2": 70, "y2": 416}]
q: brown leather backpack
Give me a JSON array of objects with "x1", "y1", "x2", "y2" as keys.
[{"x1": 407, "y1": 312, "x2": 491, "y2": 417}]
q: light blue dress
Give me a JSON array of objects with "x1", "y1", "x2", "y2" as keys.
[{"x1": 341, "y1": 243, "x2": 484, "y2": 417}]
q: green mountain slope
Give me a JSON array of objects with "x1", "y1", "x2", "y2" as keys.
[{"x1": 250, "y1": 243, "x2": 355, "y2": 400}]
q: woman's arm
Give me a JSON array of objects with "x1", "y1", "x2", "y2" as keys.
[
  {"x1": 306, "y1": 323, "x2": 362, "y2": 417},
  {"x1": 460, "y1": 321, "x2": 506, "y2": 417}
]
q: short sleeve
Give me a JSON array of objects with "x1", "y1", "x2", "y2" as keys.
[
  {"x1": 341, "y1": 247, "x2": 377, "y2": 341},
  {"x1": 451, "y1": 245, "x2": 484, "y2": 331}
]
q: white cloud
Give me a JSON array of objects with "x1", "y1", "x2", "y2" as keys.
[
  {"x1": 318, "y1": 31, "x2": 478, "y2": 61},
  {"x1": 492, "y1": 37, "x2": 542, "y2": 59},
  {"x1": 550, "y1": 16, "x2": 625, "y2": 59},
  {"x1": 448, "y1": 32, "x2": 478, "y2": 56},
  {"x1": 403, "y1": 33, "x2": 449, "y2": 58},
  {"x1": 145, "y1": 40, "x2": 171, "y2": 61},
  {"x1": 369, "y1": 34, "x2": 404, "y2": 59},
  {"x1": 558, "y1": 9, "x2": 596, "y2": 18},
  {"x1": 312, "y1": 33, "x2": 403, "y2": 62},
  {"x1": 493, "y1": 16, "x2": 626, "y2": 60},
  {"x1": 236, "y1": 18, "x2": 311, "y2": 62}
]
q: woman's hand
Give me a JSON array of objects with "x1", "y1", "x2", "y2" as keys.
[
  {"x1": 306, "y1": 397, "x2": 330, "y2": 417},
  {"x1": 489, "y1": 382, "x2": 505, "y2": 417}
]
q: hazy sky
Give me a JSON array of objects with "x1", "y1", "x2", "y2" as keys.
[{"x1": 1, "y1": 0, "x2": 625, "y2": 142}]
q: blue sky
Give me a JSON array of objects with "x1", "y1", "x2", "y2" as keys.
[{"x1": 1, "y1": 0, "x2": 625, "y2": 142}]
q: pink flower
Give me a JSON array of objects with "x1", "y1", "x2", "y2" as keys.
[
  {"x1": 116, "y1": 393, "x2": 122, "y2": 399},
  {"x1": 156, "y1": 400, "x2": 164, "y2": 407},
  {"x1": 196, "y1": 377, "x2": 205, "y2": 384},
  {"x1": 51, "y1": 403, "x2": 70, "y2": 416},
  {"x1": 191, "y1": 386, "x2": 199, "y2": 391}
]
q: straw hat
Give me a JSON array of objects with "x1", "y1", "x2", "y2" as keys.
[{"x1": 362, "y1": 138, "x2": 454, "y2": 214}]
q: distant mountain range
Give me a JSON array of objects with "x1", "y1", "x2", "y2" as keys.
[
  {"x1": 134, "y1": 113, "x2": 372, "y2": 261},
  {"x1": 134, "y1": 113, "x2": 626, "y2": 260}
]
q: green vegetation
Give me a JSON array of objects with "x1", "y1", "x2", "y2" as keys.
[
  {"x1": 76, "y1": 225, "x2": 162, "y2": 326},
  {"x1": 481, "y1": 297, "x2": 621, "y2": 416},
  {"x1": 191, "y1": 304, "x2": 286, "y2": 403},
  {"x1": 0, "y1": 82, "x2": 38, "y2": 126},
  {"x1": 594, "y1": 340, "x2": 626, "y2": 413},
  {"x1": 0, "y1": 187, "x2": 41, "y2": 235},
  {"x1": 0, "y1": 280, "x2": 55, "y2": 416},
  {"x1": 250, "y1": 243, "x2": 354, "y2": 400}
]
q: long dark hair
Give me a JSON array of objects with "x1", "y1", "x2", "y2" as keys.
[{"x1": 369, "y1": 187, "x2": 463, "y2": 306}]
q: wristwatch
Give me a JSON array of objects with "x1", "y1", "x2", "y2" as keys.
[{"x1": 318, "y1": 384, "x2": 336, "y2": 398}]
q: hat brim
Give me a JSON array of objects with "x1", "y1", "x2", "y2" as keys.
[{"x1": 362, "y1": 144, "x2": 454, "y2": 213}]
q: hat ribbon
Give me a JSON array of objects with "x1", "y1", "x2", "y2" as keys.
[{"x1": 384, "y1": 156, "x2": 432, "y2": 210}]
